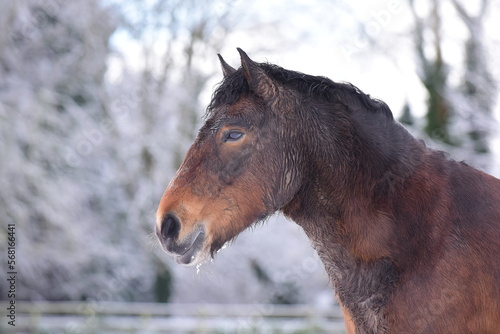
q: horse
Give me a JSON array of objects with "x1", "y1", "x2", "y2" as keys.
[{"x1": 155, "y1": 48, "x2": 500, "y2": 333}]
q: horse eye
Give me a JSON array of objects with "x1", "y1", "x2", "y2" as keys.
[{"x1": 224, "y1": 131, "x2": 244, "y2": 142}]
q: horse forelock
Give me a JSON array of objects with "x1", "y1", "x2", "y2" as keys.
[{"x1": 205, "y1": 68, "x2": 250, "y2": 120}]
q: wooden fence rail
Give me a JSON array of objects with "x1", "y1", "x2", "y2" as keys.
[{"x1": 0, "y1": 301, "x2": 347, "y2": 334}]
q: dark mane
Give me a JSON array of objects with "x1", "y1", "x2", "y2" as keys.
[{"x1": 206, "y1": 63, "x2": 394, "y2": 120}]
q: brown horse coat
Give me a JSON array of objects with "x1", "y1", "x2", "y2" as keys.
[{"x1": 156, "y1": 49, "x2": 500, "y2": 333}]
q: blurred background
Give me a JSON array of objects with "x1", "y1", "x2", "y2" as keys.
[{"x1": 0, "y1": 0, "x2": 499, "y2": 333}]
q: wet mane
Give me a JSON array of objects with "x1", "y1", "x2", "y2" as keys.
[{"x1": 206, "y1": 63, "x2": 394, "y2": 120}]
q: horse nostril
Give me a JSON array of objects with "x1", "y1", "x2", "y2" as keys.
[{"x1": 161, "y1": 213, "x2": 180, "y2": 240}]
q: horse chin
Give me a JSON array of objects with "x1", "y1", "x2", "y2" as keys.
[{"x1": 175, "y1": 247, "x2": 209, "y2": 266}]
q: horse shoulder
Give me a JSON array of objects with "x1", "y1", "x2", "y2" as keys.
[{"x1": 386, "y1": 159, "x2": 500, "y2": 332}]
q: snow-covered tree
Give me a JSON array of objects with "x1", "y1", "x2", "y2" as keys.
[
  {"x1": 408, "y1": 0, "x2": 497, "y2": 158},
  {"x1": 0, "y1": 0, "x2": 157, "y2": 301},
  {"x1": 451, "y1": 0, "x2": 496, "y2": 154}
]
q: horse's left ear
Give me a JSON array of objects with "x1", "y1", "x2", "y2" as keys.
[
  {"x1": 237, "y1": 48, "x2": 277, "y2": 99},
  {"x1": 217, "y1": 54, "x2": 236, "y2": 77}
]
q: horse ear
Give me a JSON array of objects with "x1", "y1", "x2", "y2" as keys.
[
  {"x1": 237, "y1": 48, "x2": 277, "y2": 98},
  {"x1": 217, "y1": 54, "x2": 236, "y2": 77}
]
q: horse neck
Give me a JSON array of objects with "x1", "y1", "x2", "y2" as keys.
[{"x1": 282, "y1": 108, "x2": 426, "y2": 265}]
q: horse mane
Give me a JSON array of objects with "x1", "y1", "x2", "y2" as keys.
[{"x1": 206, "y1": 62, "x2": 394, "y2": 120}]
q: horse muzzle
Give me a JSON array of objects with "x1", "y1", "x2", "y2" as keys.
[{"x1": 156, "y1": 213, "x2": 207, "y2": 265}]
